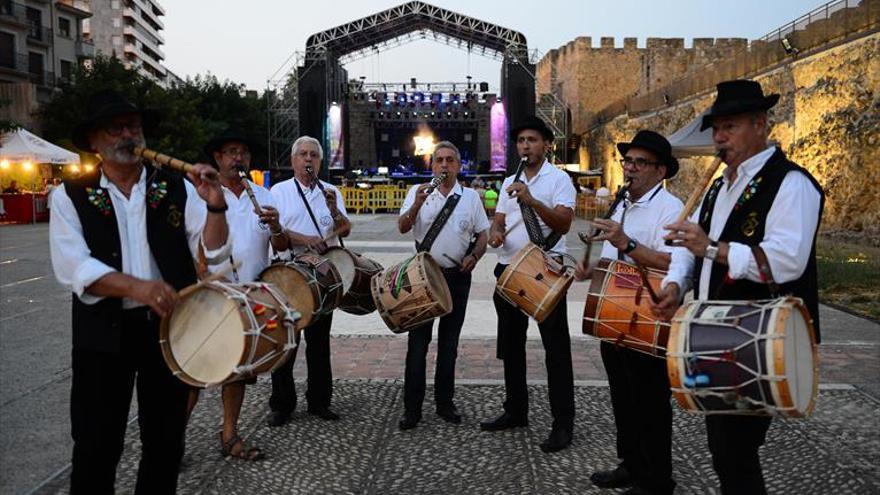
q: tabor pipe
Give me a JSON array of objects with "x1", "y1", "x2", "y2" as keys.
[
  {"x1": 132, "y1": 146, "x2": 197, "y2": 174},
  {"x1": 237, "y1": 168, "x2": 262, "y2": 213},
  {"x1": 424, "y1": 171, "x2": 448, "y2": 195},
  {"x1": 674, "y1": 152, "x2": 725, "y2": 224}
]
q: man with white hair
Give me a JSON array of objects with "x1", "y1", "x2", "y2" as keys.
[{"x1": 266, "y1": 136, "x2": 351, "y2": 426}]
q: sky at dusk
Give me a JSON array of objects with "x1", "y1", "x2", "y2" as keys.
[{"x1": 161, "y1": 0, "x2": 829, "y2": 90}]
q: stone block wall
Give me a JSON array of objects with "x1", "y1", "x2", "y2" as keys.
[
  {"x1": 581, "y1": 32, "x2": 879, "y2": 238},
  {"x1": 536, "y1": 36, "x2": 748, "y2": 134}
]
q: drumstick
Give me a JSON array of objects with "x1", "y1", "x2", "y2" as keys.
[
  {"x1": 636, "y1": 263, "x2": 660, "y2": 304},
  {"x1": 442, "y1": 253, "x2": 462, "y2": 267},
  {"x1": 179, "y1": 261, "x2": 242, "y2": 298},
  {"x1": 132, "y1": 146, "x2": 197, "y2": 174}
]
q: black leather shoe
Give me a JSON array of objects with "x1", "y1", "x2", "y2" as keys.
[
  {"x1": 480, "y1": 412, "x2": 528, "y2": 431},
  {"x1": 539, "y1": 424, "x2": 573, "y2": 453},
  {"x1": 590, "y1": 465, "x2": 633, "y2": 488},
  {"x1": 266, "y1": 410, "x2": 291, "y2": 427},
  {"x1": 307, "y1": 407, "x2": 340, "y2": 421},
  {"x1": 398, "y1": 412, "x2": 421, "y2": 430},
  {"x1": 436, "y1": 404, "x2": 462, "y2": 424}
]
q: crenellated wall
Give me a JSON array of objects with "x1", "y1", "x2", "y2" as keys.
[
  {"x1": 581, "y1": 32, "x2": 879, "y2": 239},
  {"x1": 536, "y1": 36, "x2": 748, "y2": 134}
]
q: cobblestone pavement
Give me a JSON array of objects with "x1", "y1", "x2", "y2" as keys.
[
  {"x1": 40, "y1": 381, "x2": 880, "y2": 494},
  {"x1": 3, "y1": 218, "x2": 879, "y2": 495}
]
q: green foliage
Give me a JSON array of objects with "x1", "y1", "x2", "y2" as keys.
[
  {"x1": 37, "y1": 56, "x2": 268, "y2": 167},
  {"x1": 817, "y1": 238, "x2": 880, "y2": 320}
]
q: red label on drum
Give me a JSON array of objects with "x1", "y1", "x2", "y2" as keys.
[{"x1": 613, "y1": 264, "x2": 641, "y2": 289}]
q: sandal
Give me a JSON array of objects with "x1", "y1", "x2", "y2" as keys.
[{"x1": 219, "y1": 431, "x2": 265, "y2": 461}]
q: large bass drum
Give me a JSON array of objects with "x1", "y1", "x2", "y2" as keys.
[
  {"x1": 322, "y1": 247, "x2": 383, "y2": 315},
  {"x1": 495, "y1": 243, "x2": 574, "y2": 323},
  {"x1": 666, "y1": 297, "x2": 819, "y2": 418},
  {"x1": 370, "y1": 252, "x2": 452, "y2": 333},
  {"x1": 259, "y1": 252, "x2": 343, "y2": 329},
  {"x1": 159, "y1": 281, "x2": 299, "y2": 388}
]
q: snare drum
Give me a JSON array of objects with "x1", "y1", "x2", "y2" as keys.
[
  {"x1": 322, "y1": 247, "x2": 383, "y2": 315},
  {"x1": 666, "y1": 297, "x2": 819, "y2": 417},
  {"x1": 495, "y1": 243, "x2": 574, "y2": 323},
  {"x1": 159, "y1": 281, "x2": 299, "y2": 388},
  {"x1": 259, "y1": 252, "x2": 343, "y2": 329},
  {"x1": 370, "y1": 252, "x2": 452, "y2": 333},
  {"x1": 582, "y1": 258, "x2": 669, "y2": 356}
]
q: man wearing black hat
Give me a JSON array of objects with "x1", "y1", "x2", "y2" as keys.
[
  {"x1": 653, "y1": 80, "x2": 824, "y2": 495},
  {"x1": 183, "y1": 129, "x2": 290, "y2": 461},
  {"x1": 481, "y1": 115, "x2": 577, "y2": 453},
  {"x1": 574, "y1": 130, "x2": 683, "y2": 495},
  {"x1": 50, "y1": 90, "x2": 231, "y2": 493}
]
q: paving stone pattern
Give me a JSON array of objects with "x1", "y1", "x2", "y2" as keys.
[{"x1": 44, "y1": 382, "x2": 880, "y2": 494}]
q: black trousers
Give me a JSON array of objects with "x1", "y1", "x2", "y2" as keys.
[
  {"x1": 403, "y1": 269, "x2": 472, "y2": 414},
  {"x1": 269, "y1": 312, "x2": 334, "y2": 413},
  {"x1": 706, "y1": 414, "x2": 772, "y2": 495},
  {"x1": 70, "y1": 308, "x2": 189, "y2": 495},
  {"x1": 493, "y1": 263, "x2": 575, "y2": 427},
  {"x1": 601, "y1": 342, "x2": 674, "y2": 494}
]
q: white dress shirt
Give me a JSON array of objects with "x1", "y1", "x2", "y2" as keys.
[
  {"x1": 598, "y1": 183, "x2": 683, "y2": 262},
  {"x1": 495, "y1": 160, "x2": 576, "y2": 264},
  {"x1": 400, "y1": 181, "x2": 491, "y2": 268},
  {"x1": 207, "y1": 181, "x2": 276, "y2": 283},
  {"x1": 50, "y1": 167, "x2": 232, "y2": 308},
  {"x1": 271, "y1": 177, "x2": 348, "y2": 256},
  {"x1": 662, "y1": 146, "x2": 822, "y2": 298}
]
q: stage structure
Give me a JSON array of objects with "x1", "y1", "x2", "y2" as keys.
[{"x1": 266, "y1": 1, "x2": 570, "y2": 178}]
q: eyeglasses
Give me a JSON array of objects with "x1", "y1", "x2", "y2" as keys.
[
  {"x1": 221, "y1": 147, "x2": 251, "y2": 158},
  {"x1": 619, "y1": 156, "x2": 661, "y2": 169},
  {"x1": 103, "y1": 121, "x2": 143, "y2": 137}
]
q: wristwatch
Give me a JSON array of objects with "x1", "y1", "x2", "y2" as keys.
[
  {"x1": 622, "y1": 238, "x2": 638, "y2": 254},
  {"x1": 705, "y1": 240, "x2": 719, "y2": 260}
]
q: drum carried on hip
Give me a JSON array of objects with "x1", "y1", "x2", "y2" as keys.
[
  {"x1": 259, "y1": 252, "x2": 344, "y2": 329},
  {"x1": 322, "y1": 247, "x2": 383, "y2": 315},
  {"x1": 495, "y1": 243, "x2": 574, "y2": 323},
  {"x1": 159, "y1": 281, "x2": 299, "y2": 388},
  {"x1": 371, "y1": 252, "x2": 452, "y2": 333},
  {"x1": 666, "y1": 297, "x2": 819, "y2": 418},
  {"x1": 583, "y1": 258, "x2": 669, "y2": 356}
]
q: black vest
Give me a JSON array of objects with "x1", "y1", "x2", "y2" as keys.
[
  {"x1": 693, "y1": 148, "x2": 824, "y2": 342},
  {"x1": 64, "y1": 164, "x2": 198, "y2": 352}
]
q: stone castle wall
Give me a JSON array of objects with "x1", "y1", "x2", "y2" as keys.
[
  {"x1": 581, "y1": 33, "x2": 879, "y2": 238},
  {"x1": 536, "y1": 36, "x2": 747, "y2": 134}
]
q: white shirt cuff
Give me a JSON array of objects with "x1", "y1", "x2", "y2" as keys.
[
  {"x1": 726, "y1": 242, "x2": 753, "y2": 280},
  {"x1": 73, "y1": 258, "x2": 116, "y2": 304},
  {"x1": 201, "y1": 237, "x2": 233, "y2": 265},
  {"x1": 660, "y1": 274, "x2": 691, "y2": 296}
]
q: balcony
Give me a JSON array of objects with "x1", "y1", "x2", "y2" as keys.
[
  {"x1": 29, "y1": 69, "x2": 54, "y2": 87},
  {"x1": 75, "y1": 37, "x2": 94, "y2": 58},
  {"x1": 27, "y1": 22, "x2": 53, "y2": 45},
  {"x1": 0, "y1": 52, "x2": 29, "y2": 73},
  {"x1": 0, "y1": 1, "x2": 28, "y2": 27}
]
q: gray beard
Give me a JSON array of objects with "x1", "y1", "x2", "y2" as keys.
[{"x1": 97, "y1": 138, "x2": 144, "y2": 165}]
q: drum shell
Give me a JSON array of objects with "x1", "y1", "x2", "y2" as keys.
[
  {"x1": 582, "y1": 258, "x2": 669, "y2": 356},
  {"x1": 159, "y1": 281, "x2": 296, "y2": 388},
  {"x1": 259, "y1": 253, "x2": 343, "y2": 328},
  {"x1": 322, "y1": 247, "x2": 383, "y2": 315},
  {"x1": 495, "y1": 243, "x2": 573, "y2": 323},
  {"x1": 370, "y1": 252, "x2": 452, "y2": 333},
  {"x1": 666, "y1": 297, "x2": 819, "y2": 418}
]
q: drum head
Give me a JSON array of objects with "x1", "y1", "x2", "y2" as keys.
[
  {"x1": 420, "y1": 253, "x2": 452, "y2": 313},
  {"x1": 167, "y1": 287, "x2": 244, "y2": 385},
  {"x1": 324, "y1": 248, "x2": 356, "y2": 294},
  {"x1": 783, "y1": 304, "x2": 816, "y2": 414},
  {"x1": 259, "y1": 264, "x2": 317, "y2": 327}
]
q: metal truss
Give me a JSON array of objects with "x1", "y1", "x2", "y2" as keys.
[
  {"x1": 266, "y1": 51, "x2": 303, "y2": 169},
  {"x1": 305, "y1": 1, "x2": 529, "y2": 61}
]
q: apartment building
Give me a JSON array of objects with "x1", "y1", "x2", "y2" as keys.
[
  {"x1": 83, "y1": 0, "x2": 167, "y2": 85},
  {"x1": 0, "y1": 0, "x2": 93, "y2": 128}
]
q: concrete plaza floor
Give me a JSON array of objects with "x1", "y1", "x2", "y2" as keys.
[{"x1": 1, "y1": 214, "x2": 878, "y2": 494}]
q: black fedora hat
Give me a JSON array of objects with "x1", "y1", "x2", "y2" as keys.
[
  {"x1": 510, "y1": 115, "x2": 554, "y2": 142},
  {"x1": 72, "y1": 90, "x2": 158, "y2": 152},
  {"x1": 616, "y1": 129, "x2": 679, "y2": 179},
  {"x1": 203, "y1": 128, "x2": 257, "y2": 167},
  {"x1": 700, "y1": 80, "x2": 779, "y2": 131}
]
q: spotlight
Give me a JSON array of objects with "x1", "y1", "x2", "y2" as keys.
[
  {"x1": 84, "y1": 164, "x2": 95, "y2": 172},
  {"x1": 0, "y1": 159, "x2": 9, "y2": 170},
  {"x1": 22, "y1": 161, "x2": 33, "y2": 171},
  {"x1": 781, "y1": 37, "x2": 799, "y2": 55}
]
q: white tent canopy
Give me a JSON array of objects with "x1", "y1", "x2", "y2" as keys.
[
  {"x1": 668, "y1": 110, "x2": 715, "y2": 158},
  {"x1": 0, "y1": 128, "x2": 80, "y2": 165}
]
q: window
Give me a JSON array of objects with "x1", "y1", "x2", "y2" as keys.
[
  {"x1": 28, "y1": 51, "x2": 43, "y2": 84},
  {"x1": 26, "y1": 7, "x2": 43, "y2": 41},
  {"x1": 112, "y1": 35, "x2": 122, "y2": 47},
  {"x1": 58, "y1": 17, "x2": 71, "y2": 38},
  {"x1": 60, "y1": 59, "x2": 73, "y2": 81},
  {"x1": 0, "y1": 32, "x2": 13, "y2": 69},
  {"x1": 111, "y1": 0, "x2": 120, "y2": 9},
  {"x1": 113, "y1": 18, "x2": 121, "y2": 28}
]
